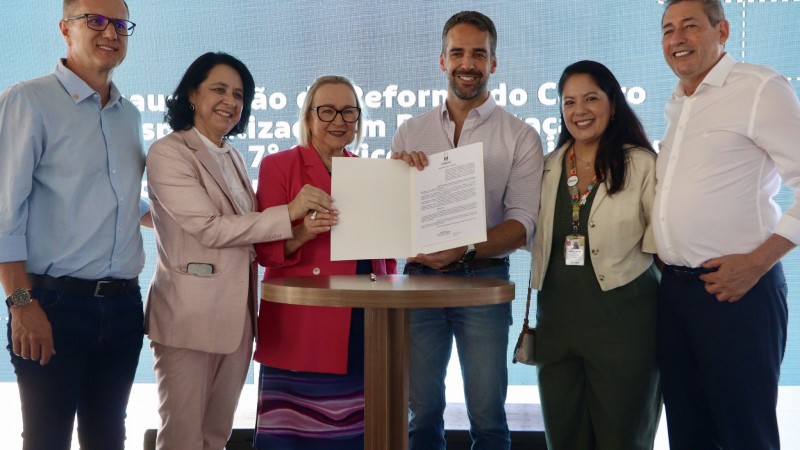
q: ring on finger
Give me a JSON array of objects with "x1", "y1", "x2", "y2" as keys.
[{"x1": 310, "y1": 211, "x2": 318, "y2": 220}]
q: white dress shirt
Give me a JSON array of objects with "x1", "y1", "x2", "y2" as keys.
[
  {"x1": 195, "y1": 128, "x2": 253, "y2": 214},
  {"x1": 195, "y1": 127, "x2": 256, "y2": 260},
  {"x1": 653, "y1": 53, "x2": 800, "y2": 267}
]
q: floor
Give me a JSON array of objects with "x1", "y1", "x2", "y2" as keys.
[{"x1": 2, "y1": 381, "x2": 799, "y2": 449}]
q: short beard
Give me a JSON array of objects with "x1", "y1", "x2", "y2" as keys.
[{"x1": 449, "y1": 73, "x2": 488, "y2": 100}]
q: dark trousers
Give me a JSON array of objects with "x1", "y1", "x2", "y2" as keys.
[
  {"x1": 657, "y1": 263, "x2": 788, "y2": 450},
  {"x1": 6, "y1": 285, "x2": 144, "y2": 450}
]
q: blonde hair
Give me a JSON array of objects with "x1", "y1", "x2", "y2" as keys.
[{"x1": 298, "y1": 75, "x2": 364, "y2": 150}]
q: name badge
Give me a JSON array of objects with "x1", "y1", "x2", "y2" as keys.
[{"x1": 565, "y1": 234, "x2": 585, "y2": 266}]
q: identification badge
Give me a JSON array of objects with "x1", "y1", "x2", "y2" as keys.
[{"x1": 564, "y1": 234, "x2": 585, "y2": 266}]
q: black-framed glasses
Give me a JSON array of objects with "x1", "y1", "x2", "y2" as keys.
[
  {"x1": 65, "y1": 14, "x2": 136, "y2": 36},
  {"x1": 313, "y1": 106, "x2": 361, "y2": 123}
]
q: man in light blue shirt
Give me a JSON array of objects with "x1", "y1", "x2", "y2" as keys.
[{"x1": 0, "y1": 0, "x2": 148, "y2": 448}]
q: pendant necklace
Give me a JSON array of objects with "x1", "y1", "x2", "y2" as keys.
[{"x1": 575, "y1": 155, "x2": 593, "y2": 170}]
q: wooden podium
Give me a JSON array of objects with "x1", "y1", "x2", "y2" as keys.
[{"x1": 262, "y1": 274, "x2": 515, "y2": 450}]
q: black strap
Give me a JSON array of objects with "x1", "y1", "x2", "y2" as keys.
[{"x1": 29, "y1": 274, "x2": 138, "y2": 298}]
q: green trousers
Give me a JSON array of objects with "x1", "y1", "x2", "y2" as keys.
[{"x1": 536, "y1": 265, "x2": 662, "y2": 450}]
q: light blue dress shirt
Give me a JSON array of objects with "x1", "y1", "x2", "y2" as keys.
[{"x1": 0, "y1": 60, "x2": 146, "y2": 279}]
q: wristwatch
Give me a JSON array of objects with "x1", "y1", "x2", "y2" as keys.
[
  {"x1": 5, "y1": 288, "x2": 33, "y2": 308},
  {"x1": 461, "y1": 244, "x2": 477, "y2": 263}
]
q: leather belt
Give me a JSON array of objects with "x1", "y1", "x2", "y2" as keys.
[
  {"x1": 663, "y1": 265, "x2": 717, "y2": 282},
  {"x1": 29, "y1": 273, "x2": 138, "y2": 298},
  {"x1": 434, "y1": 257, "x2": 509, "y2": 272}
]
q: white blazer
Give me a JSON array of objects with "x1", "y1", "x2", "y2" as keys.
[{"x1": 531, "y1": 142, "x2": 657, "y2": 291}]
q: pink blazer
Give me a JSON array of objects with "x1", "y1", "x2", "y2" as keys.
[
  {"x1": 145, "y1": 129, "x2": 292, "y2": 354},
  {"x1": 254, "y1": 145, "x2": 397, "y2": 374}
]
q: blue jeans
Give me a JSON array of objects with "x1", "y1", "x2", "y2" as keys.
[
  {"x1": 6, "y1": 285, "x2": 144, "y2": 450},
  {"x1": 404, "y1": 261, "x2": 512, "y2": 450},
  {"x1": 657, "y1": 263, "x2": 787, "y2": 450}
]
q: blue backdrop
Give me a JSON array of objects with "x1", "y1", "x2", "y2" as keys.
[{"x1": 1, "y1": 0, "x2": 799, "y2": 386}]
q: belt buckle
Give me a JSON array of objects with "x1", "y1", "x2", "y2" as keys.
[
  {"x1": 676, "y1": 270, "x2": 693, "y2": 281},
  {"x1": 93, "y1": 280, "x2": 115, "y2": 297}
]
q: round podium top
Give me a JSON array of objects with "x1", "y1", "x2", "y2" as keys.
[{"x1": 262, "y1": 274, "x2": 515, "y2": 309}]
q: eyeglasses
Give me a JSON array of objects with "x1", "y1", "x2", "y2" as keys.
[
  {"x1": 64, "y1": 14, "x2": 136, "y2": 36},
  {"x1": 313, "y1": 106, "x2": 361, "y2": 123}
]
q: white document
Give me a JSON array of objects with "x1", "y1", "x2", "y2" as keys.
[{"x1": 330, "y1": 142, "x2": 487, "y2": 260}]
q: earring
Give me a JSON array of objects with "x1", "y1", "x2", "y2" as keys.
[{"x1": 190, "y1": 103, "x2": 195, "y2": 111}]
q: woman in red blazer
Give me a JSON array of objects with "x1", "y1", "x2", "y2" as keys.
[{"x1": 253, "y1": 75, "x2": 396, "y2": 450}]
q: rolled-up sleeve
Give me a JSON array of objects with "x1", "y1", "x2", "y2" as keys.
[
  {"x1": 0, "y1": 85, "x2": 40, "y2": 263},
  {"x1": 503, "y1": 126, "x2": 544, "y2": 246},
  {"x1": 751, "y1": 74, "x2": 800, "y2": 244}
]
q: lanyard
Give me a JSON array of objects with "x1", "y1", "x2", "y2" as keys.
[{"x1": 566, "y1": 146, "x2": 598, "y2": 234}]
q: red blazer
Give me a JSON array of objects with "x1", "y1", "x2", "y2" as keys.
[{"x1": 254, "y1": 145, "x2": 396, "y2": 374}]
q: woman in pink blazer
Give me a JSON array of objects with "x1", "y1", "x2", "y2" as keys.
[
  {"x1": 253, "y1": 75, "x2": 396, "y2": 450},
  {"x1": 145, "y1": 53, "x2": 332, "y2": 450}
]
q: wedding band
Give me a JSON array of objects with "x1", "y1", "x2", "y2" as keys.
[{"x1": 310, "y1": 211, "x2": 317, "y2": 220}]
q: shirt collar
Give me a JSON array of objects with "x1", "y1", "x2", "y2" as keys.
[
  {"x1": 672, "y1": 52, "x2": 736, "y2": 98},
  {"x1": 54, "y1": 58, "x2": 123, "y2": 107},
  {"x1": 194, "y1": 127, "x2": 230, "y2": 154},
  {"x1": 440, "y1": 95, "x2": 497, "y2": 126}
]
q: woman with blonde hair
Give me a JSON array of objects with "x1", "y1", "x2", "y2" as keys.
[{"x1": 253, "y1": 75, "x2": 396, "y2": 450}]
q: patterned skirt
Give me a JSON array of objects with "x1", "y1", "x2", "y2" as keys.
[{"x1": 253, "y1": 309, "x2": 365, "y2": 450}]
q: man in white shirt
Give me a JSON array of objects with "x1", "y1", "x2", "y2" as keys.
[{"x1": 655, "y1": 1, "x2": 800, "y2": 448}]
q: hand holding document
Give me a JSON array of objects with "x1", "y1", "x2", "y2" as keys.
[{"x1": 330, "y1": 142, "x2": 487, "y2": 260}]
